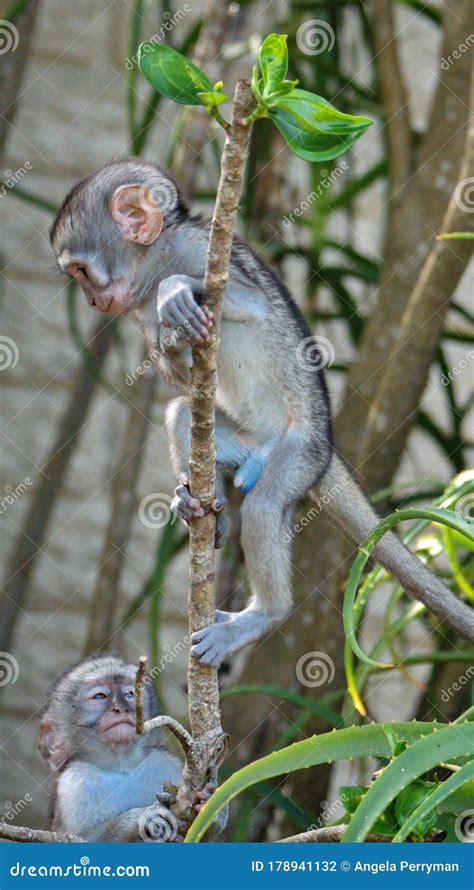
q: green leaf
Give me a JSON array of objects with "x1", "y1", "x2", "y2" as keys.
[
  {"x1": 394, "y1": 766, "x2": 474, "y2": 842},
  {"x1": 343, "y1": 506, "x2": 474, "y2": 670},
  {"x1": 344, "y1": 721, "x2": 474, "y2": 842},
  {"x1": 258, "y1": 33, "x2": 291, "y2": 94},
  {"x1": 438, "y1": 232, "x2": 474, "y2": 240},
  {"x1": 184, "y1": 721, "x2": 443, "y2": 842},
  {"x1": 394, "y1": 781, "x2": 438, "y2": 840},
  {"x1": 139, "y1": 42, "x2": 215, "y2": 106},
  {"x1": 269, "y1": 89, "x2": 373, "y2": 161},
  {"x1": 340, "y1": 785, "x2": 366, "y2": 815}
]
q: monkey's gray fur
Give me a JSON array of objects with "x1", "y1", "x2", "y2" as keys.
[
  {"x1": 51, "y1": 159, "x2": 474, "y2": 666},
  {"x1": 38, "y1": 655, "x2": 226, "y2": 842}
]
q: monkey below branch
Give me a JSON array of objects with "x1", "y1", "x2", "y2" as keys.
[
  {"x1": 38, "y1": 655, "x2": 226, "y2": 842},
  {"x1": 50, "y1": 159, "x2": 474, "y2": 665}
]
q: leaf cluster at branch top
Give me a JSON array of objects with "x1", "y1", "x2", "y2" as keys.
[
  {"x1": 138, "y1": 42, "x2": 228, "y2": 110},
  {"x1": 138, "y1": 33, "x2": 373, "y2": 161}
]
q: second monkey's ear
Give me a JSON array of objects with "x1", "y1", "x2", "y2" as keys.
[{"x1": 111, "y1": 184, "x2": 163, "y2": 246}]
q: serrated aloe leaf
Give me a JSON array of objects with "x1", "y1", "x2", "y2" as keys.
[
  {"x1": 185, "y1": 721, "x2": 441, "y2": 842},
  {"x1": 139, "y1": 42, "x2": 214, "y2": 105},
  {"x1": 344, "y1": 721, "x2": 474, "y2": 842}
]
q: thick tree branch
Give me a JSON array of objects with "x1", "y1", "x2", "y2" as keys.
[
  {"x1": 356, "y1": 92, "x2": 474, "y2": 490},
  {"x1": 371, "y1": 0, "x2": 412, "y2": 193},
  {"x1": 338, "y1": 0, "x2": 472, "y2": 477}
]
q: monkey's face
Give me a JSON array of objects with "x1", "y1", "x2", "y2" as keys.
[
  {"x1": 78, "y1": 674, "x2": 138, "y2": 745},
  {"x1": 51, "y1": 168, "x2": 169, "y2": 317}
]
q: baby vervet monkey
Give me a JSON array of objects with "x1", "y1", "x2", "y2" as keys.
[
  {"x1": 37, "y1": 655, "x2": 226, "y2": 842},
  {"x1": 50, "y1": 159, "x2": 474, "y2": 666}
]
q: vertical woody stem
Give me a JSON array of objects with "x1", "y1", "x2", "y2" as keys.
[{"x1": 187, "y1": 80, "x2": 256, "y2": 739}]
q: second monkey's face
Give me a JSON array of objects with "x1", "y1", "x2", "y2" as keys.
[{"x1": 78, "y1": 674, "x2": 137, "y2": 745}]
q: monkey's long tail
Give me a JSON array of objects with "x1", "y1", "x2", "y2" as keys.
[{"x1": 310, "y1": 451, "x2": 474, "y2": 643}]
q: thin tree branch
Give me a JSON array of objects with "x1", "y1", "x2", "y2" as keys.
[
  {"x1": 134, "y1": 654, "x2": 147, "y2": 735},
  {"x1": 171, "y1": 78, "x2": 256, "y2": 825},
  {"x1": 0, "y1": 824, "x2": 83, "y2": 843},
  {"x1": 276, "y1": 825, "x2": 387, "y2": 843}
]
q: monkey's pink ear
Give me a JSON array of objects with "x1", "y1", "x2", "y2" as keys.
[
  {"x1": 37, "y1": 718, "x2": 68, "y2": 771},
  {"x1": 111, "y1": 184, "x2": 163, "y2": 246}
]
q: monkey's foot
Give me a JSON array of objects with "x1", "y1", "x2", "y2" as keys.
[
  {"x1": 191, "y1": 610, "x2": 272, "y2": 667},
  {"x1": 171, "y1": 481, "x2": 228, "y2": 548}
]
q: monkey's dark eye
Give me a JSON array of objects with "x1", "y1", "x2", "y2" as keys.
[
  {"x1": 92, "y1": 692, "x2": 108, "y2": 700},
  {"x1": 124, "y1": 690, "x2": 135, "y2": 701}
]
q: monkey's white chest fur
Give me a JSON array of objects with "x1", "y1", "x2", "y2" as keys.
[{"x1": 216, "y1": 321, "x2": 287, "y2": 441}]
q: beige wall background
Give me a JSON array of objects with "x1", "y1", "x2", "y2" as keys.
[{"x1": 0, "y1": 0, "x2": 472, "y2": 830}]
